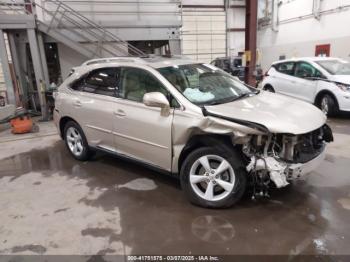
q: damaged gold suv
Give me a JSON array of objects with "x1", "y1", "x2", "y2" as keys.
[{"x1": 54, "y1": 56, "x2": 333, "y2": 208}]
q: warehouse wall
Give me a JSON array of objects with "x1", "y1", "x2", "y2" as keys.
[
  {"x1": 55, "y1": 0, "x2": 247, "y2": 71},
  {"x1": 258, "y1": 0, "x2": 350, "y2": 71},
  {"x1": 57, "y1": 43, "x2": 87, "y2": 79}
]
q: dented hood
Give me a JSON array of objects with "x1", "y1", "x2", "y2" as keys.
[{"x1": 204, "y1": 91, "x2": 326, "y2": 135}]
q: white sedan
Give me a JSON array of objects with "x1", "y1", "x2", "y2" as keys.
[{"x1": 261, "y1": 57, "x2": 350, "y2": 116}]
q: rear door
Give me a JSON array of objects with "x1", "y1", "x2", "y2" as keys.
[
  {"x1": 272, "y1": 61, "x2": 296, "y2": 96},
  {"x1": 291, "y1": 61, "x2": 320, "y2": 102},
  {"x1": 69, "y1": 67, "x2": 119, "y2": 150},
  {"x1": 112, "y1": 66, "x2": 174, "y2": 171}
]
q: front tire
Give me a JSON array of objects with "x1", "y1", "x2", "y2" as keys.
[
  {"x1": 64, "y1": 121, "x2": 92, "y2": 161},
  {"x1": 180, "y1": 147, "x2": 247, "y2": 208},
  {"x1": 319, "y1": 94, "x2": 338, "y2": 117}
]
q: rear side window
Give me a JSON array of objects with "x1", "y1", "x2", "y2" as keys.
[
  {"x1": 71, "y1": 77, "x2": 85, "y2": 91},
  {"x1": 274, "y1": 62, "x2": 295, "y2": 75},
  {"x1": 70, "y1": 67, "x2": 119, "y2": 97},
  {"x1": 222, "y1": 59, "x2": 230, "y2": 70},
  {"x1": 84, "y1": 68, "x2": 119, "y2": 96}
]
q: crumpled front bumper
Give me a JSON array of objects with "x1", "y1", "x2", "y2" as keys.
[
  {"x1": 246, "y1": 145, "x2": 327, "y2": 188},
  {"x1": 286, "y1": 146, "x2": 326, "y2": 180}
]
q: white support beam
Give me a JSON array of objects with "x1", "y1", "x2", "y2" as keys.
[{"x1": 0, "y1": 29, "x2": 16, "y2": 105}]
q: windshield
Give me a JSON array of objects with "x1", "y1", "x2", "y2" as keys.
[
  {"x1": 158, "y1": 63, "x2": 255, "y2": 105},
  {"x1": 316, "y1": 60, "x2": 350, "y2": 75}
]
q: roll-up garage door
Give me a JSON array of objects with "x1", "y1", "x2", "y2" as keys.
[{"x1": 181, "y1": 7, "x2": 226, "y2": 63}]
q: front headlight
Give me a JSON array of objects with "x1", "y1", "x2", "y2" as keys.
[{"x1": 336, "y1": 83, "x2": 350, "y2": 92}]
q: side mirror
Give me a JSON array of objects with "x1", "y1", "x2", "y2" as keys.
[{"x1": 143, "y1": 92, "x2": 170, "y2": 109}]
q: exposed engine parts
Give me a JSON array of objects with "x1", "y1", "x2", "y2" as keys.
[
  {"x1": 243, "y1": 124, "x2": 333, "y2": 197},
  {"x1": 247, "y1": 156, "x2": 289, "y2": 188}
]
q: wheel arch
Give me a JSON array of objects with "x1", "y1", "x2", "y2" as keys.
[
  {"x1": 59, "y1": 116, "x2": 79, "y2": 139},
  {"x1": 263, "y1": 83, "x2": 275, "y2": 92},
  {"x1": 314, "y1": 90, "x2": 339, "y2": 108},
  {"x1": 177, "y1": 134, "x2": 237, "y2": 173}
]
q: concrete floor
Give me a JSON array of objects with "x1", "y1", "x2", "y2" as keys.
[{"x1": 0, "y1": 117, "x2": 350, "y2": 257}]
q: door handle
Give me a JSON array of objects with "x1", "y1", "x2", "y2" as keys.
[
  {"x1": 73, "y1": 100, "x2": 82, "y2": 107},
  {"x1": 114, "y1": 109, "x2": 126, "y2": 117}
]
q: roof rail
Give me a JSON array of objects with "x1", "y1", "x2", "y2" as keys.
[{"x1": 82, "y1": 57, "x2": 146, "y2": 66}]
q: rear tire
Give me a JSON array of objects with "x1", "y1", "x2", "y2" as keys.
[
  {"x1": 263, "y1": 85, "x2": 275, "y2": 93},
  {"x1": 318, "y1": 94, "x2": 338, "y2": 117},
  {"x1": 180, "y1": 147, "x2": 247, "y2": 209},
  {"x1": 63, "y1": 121, "x2": 92, "y2": 161}
]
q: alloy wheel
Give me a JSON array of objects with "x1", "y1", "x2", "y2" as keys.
[
  {"x1": 321, "y1": 97, "x2": 329, "y2": 115},
  {"x1": 66, "y1": 127, "x2": 84, "y2": 157},
  {"x1": 189, "y1": 155, "x2": 236, "y2": 202}
]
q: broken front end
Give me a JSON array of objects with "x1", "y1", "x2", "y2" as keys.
[{"x1": 243, "y1": 124, "x2": 333, "y2": 194}]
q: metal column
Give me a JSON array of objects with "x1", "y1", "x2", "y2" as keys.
[
  {"x1": 244, "y1": 0, "x2": 258, "y2": 86},
  {"x1": 0, "y1": 29, "x2": 16, "y2": 105},
  {"x1": 8, "y1": 32, "x2": 26, "y2": 107},
  {"x1": 27, "y1": 28, "x2": 49, "y2": 120},
  {"x1": 37, "y1": 32, "x2": 50, "y2": 89},
  {"x1": 225, "y1": 0, "x2": 230, "y2": 57}
]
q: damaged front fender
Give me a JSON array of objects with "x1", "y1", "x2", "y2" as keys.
[{"x1": 171, "y1": 109, "x2": 267, "y2": 173}]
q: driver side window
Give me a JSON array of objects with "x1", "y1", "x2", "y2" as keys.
[
  {"x1": 295, "y1": 62, "x2": 323, "y2": 79},
  {"x1": 119, "y1": 67, "x2": 179, "y2": 107}
]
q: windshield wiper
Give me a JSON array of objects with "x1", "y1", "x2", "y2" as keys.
[
  {"x1": 200, "y1": 90, "x2": 260, "y2": 106},
  {"x1": 230, "y1": 90, "x2": 259, "y2": 102}
]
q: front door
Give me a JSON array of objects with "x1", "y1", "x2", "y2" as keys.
[
  {"x1": 292, "y1": 61, "x2": 319, "y2": 103},
  {"x1": 113, "y1": 66, "x2": 174, "y2": 171}
]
